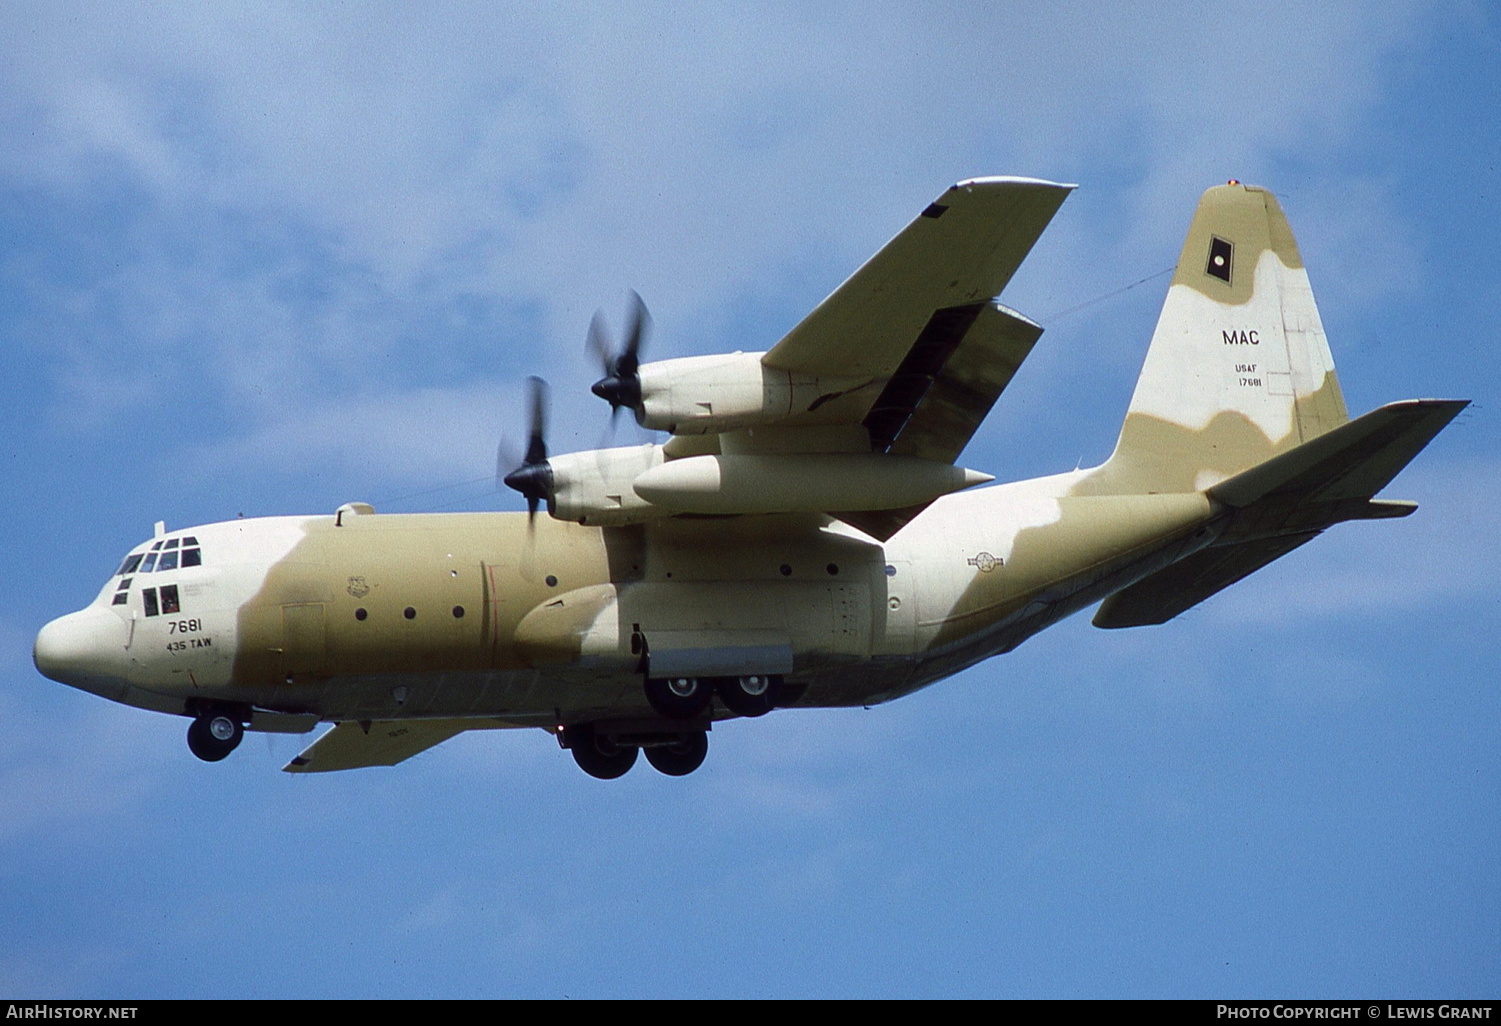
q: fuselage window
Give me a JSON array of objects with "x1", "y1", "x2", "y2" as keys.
[
  {"x1": 112, "y1": 577, "x2": 131, "y2": 606},
  {"x1": 143, "y1": 588, "x2": 160, "y2": 617},
  {"x1": 158, "y1": 550, "x2": 179, "y2": 571},
  {"x1": 160, "y1": 584, "x2": 180, "y2": 615},
  {"x1": 181, "y1": 547, "x2": 201, "y2": 567}
]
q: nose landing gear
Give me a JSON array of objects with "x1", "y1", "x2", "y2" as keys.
[{"x1": 186, "y1": 712, "x2": 244, "y2": 762}]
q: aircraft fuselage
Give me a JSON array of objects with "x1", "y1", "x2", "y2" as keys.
[{"x1": 34, "y1": 475, "x2": 1215, "y2": 734}]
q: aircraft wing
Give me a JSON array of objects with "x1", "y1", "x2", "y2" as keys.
[
  {"x1": 283, "y1": 718, "x2": 517, "y2": 773},
  {"x1": 762, "y1": 177, "x2": 1070, "y2": 454},
  {"x1": 753, "y1": 178, "x2": 1068, "y2": 540}
]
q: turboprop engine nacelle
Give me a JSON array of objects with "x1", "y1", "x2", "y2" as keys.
[
  {"x1": 547, "y1": 444, "x2": 670, "y2": 526},
  {"x1": 636, "y1": 352, "x2": 869, "y2": 434}
]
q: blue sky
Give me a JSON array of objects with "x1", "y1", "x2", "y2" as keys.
[{"x1": 2, "y1": 2, "x2": 1496, "y2": 998}]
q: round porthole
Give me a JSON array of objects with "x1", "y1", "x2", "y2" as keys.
[
  {"x1": 779, "y1": 564, "x2": 792, "y2": 577},
  {"x1": 545, "y1": 575, "x2": 558, "y2": 588},
  {"x1": 354, "y1": 608, "x2": 367, "y2": 621},
  {"x1": 452, "y1": 605, "x2": 465, "y2": 618},
  {"x1": 404, "y1": 607, "x2": 416, "y2": 620},
  {"x1": 826, "y1": 563, "x2": 839, "y2": 576}
]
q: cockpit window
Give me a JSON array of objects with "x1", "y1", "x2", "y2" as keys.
[{"x1": 119, "y1": 537, "x2": 203, "y2": 577}]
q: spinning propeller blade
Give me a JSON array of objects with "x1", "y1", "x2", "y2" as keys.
[
  {"x1": 589, "y1": 290, "x2": 650, "y2": 423},
  {"x1": 501, "y1": 376, "x2": 552, "y2": 523}
]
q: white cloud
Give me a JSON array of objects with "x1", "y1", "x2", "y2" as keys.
[
  {"x1": 182, "y1": 382, "x2": 512, "y2": 493},
  {"x1": 2, "y1": 3, "x2": 1444, "y2": 414}
]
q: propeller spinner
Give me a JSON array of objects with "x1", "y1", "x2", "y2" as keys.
[
  {"x1": 588, "y1": 290, "x2": 651, "y2": 422},
  {"x1": 501, "y1": 376, "x2": 552, "y2": 519}
]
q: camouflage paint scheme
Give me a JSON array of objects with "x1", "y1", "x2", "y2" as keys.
[{"x1": 34, "y1": 181, "x2": 1465, "y2": 774}]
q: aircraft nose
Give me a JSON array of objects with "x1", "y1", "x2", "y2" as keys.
[{"x1": 34, "y1": 608, "x2": 129, "y2": 687}]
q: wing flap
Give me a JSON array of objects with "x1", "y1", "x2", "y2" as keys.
[
  {"x1": 886, "y1": 304, "x2": 1043, "y2": 463},
  {"x1": 283, "y1": 718, "x2": 516, "y2": 773}
]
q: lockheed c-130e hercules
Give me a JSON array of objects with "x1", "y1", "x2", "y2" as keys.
[{"x1": 34, "y1": 178, "x2": 1466, "y2": 779}]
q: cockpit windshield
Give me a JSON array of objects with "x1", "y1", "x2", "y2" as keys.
[
  {"x1": 111, "y1": 535, "x2": 203, "y2": 607},
  {"x1": 115, "y1": 536, "x2": 201, "y2": 577}
]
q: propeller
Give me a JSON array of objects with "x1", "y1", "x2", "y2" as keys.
[
  {"x1": 588, "y1": 290, "x2": 651, "y2": 423},
  {"x1": 500, "y1": 376, "x2": 552, "y2": 522}
]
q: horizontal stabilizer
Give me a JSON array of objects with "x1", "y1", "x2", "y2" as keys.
[
  {"x1": 1210, "y1": 398, "x2": 1468, "y2": 510},
  {"x1": 1094, "y1": 397, "x2": 1465, "y2": 628},
  {"x1": 1093, "y1": 531, "x2": 1319, "y2": 628},
  {"x1": 284, "y1": 718, "x2": 515, "y2": 773}
]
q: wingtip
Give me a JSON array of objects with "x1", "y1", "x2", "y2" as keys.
[{"x1": 952, "y1": 175, "x2": 1077, "y2": 192}]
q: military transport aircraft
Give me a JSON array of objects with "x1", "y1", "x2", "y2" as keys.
[{"x1": 33, "y1": 178, "x2": 1465, "y2": 779}]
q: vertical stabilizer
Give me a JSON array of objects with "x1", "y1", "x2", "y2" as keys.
[{"x1": 1084, "y1": 183, "x2": 1348, "y2": 495}]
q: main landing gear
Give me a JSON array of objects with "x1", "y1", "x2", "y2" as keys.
[
  {"x1": 561, "y1": 722, "x2": 709, "y2": 779},
  {"x1": 642, "y1": 731, "x2": 708, "y2": 776},
  {"x1": 643, "y1": 674, "x2": 784, "y2": 719},
  {"x1": 576, "y1": 672, "x2": 781, "y2": 779},
  {"x1": 186, "y1": 711, "x2": 244, "y2": 762}
]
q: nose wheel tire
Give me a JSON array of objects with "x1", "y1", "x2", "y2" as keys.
[
  {"x1": 187, "y1": 713, "x2": 243, "y2": 762},
  {"x1": 716, "y1": 674, "x2": 782, "y2": 718},
  {"x1": 644, "y1": 675, "x2": 712, "y2": 719},
  {"x1": 563, "y1": 723, "x2": 639, "y2": 780},
  {"x1": 643, "y1": 731, "x2": 708, "y2": 776}
]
